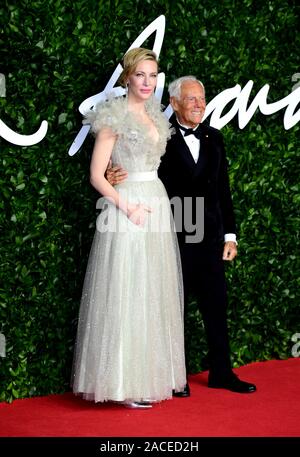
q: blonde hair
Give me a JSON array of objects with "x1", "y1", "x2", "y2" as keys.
[{"x1": 119, "y1": 48, "x2": 158, "y2": 87}]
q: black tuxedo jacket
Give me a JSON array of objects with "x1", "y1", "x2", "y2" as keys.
[{"x1": 158, "y1": 114, "x2": 236, "y2": 246}]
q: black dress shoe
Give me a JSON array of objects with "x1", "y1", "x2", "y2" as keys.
[
  {"x1": 208, "y1": 375, "x2": 256, "y2": 393},
  {"x1": 172, "y1": 383, "x2": 190, "y2": 397}
]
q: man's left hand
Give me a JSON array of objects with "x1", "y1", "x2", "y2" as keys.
[{"x1": 223, "y1": 241, "x2": 237, "y2": 261}]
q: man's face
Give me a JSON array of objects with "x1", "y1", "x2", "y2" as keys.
[{"x1": 171, "y1": 81, "x2": 206, "y2": 128}]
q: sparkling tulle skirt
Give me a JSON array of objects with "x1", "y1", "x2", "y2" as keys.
[{"x1": 71, "y1": 177, "x2": 186, "y2": 403}]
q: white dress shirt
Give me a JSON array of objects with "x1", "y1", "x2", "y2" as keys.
[{"x1": 178, "y1": 121, "x2": 200, "y2": 163}]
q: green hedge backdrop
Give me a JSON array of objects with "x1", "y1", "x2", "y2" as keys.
[{"x1": 0, "y1": 0, "x2": 299, "y2": 402}]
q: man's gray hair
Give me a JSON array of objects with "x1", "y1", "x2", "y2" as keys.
[{"x1": 168, "y1": 76, "x2": 205, "y2": 99}]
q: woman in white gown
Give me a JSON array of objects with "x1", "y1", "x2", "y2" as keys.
[{"x1": 71, "y1": 48, "x2": 186, "y2": 408}]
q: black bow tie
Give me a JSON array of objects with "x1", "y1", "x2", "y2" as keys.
[{"x1": 179, "y1": 124, "x2": 201, "y2": 139}]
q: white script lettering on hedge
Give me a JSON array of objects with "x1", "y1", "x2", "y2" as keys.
[
  {"x1": 202, "y1": 80, "x2": 300, "y2": 130},
  {"x1": 0, "y1": 72, "x2": 48, "y2": 146},
  {"x1": 0, "y1": 118, "x2": 48, "y2": 146},
  {"x1": 0, "y1": 332, "x2": 5, "y2": 358},
  {"x1": 0, "y1": 16, "x2": 299, "y2": 149}
]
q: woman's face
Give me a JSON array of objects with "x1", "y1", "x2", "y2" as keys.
[{"x1": 127, "y1": 60, "x2": 158, "y2": 101}]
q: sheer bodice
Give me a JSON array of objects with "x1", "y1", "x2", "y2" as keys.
[{"x1": 82, "y1": 95, "x2": 172, "y2": 171}]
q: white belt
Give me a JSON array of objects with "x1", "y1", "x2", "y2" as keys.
[{"x1": 126, "y1": 171, "x2": 158, "y2": 182}]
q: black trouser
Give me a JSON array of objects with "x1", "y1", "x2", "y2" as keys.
[{"x1": 179, "y1": 241, "x2": 233, "y2": 381}]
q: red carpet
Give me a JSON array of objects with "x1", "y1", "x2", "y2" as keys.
[{"x1": 0, "y1": 358, "x2": 299, "y2": 437}]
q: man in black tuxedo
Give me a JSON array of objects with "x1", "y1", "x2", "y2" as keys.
[
  {"x1": 161, "y1": 76, "x2": 256, "y2": 395},
  {"x1": 107, "y1": 76, "x2": 256, "y2": 395}
]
